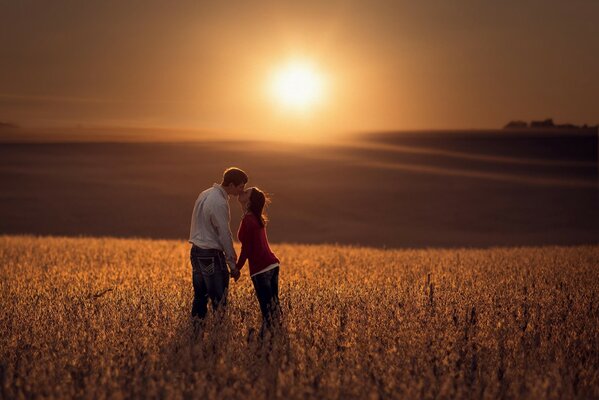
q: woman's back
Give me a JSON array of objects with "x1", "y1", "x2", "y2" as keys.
[{"x1": 237, "y1": 213, "x2": 279, "y2": 276}]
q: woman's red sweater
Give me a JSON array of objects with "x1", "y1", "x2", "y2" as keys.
[{"x1": 236, "y1": 213, "x2": 280, "y2": 275}]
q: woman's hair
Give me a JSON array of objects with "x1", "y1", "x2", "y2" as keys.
[{"x1": 248, "y1": 187, "x2": 269, "y2": 227}]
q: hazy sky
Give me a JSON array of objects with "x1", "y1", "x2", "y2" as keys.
[{"x1": 1, "y1": 0, "x2": 598, "y2": 138}]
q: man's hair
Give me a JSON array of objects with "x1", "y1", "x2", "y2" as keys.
[{"x1": 222, "y1": 167, "x2": 248, "y2": 187}]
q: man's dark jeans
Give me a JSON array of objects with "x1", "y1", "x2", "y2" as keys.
[
  {"x1": 190, "y1": 246, "x2": 229, "y2": 319},
  {"x1": 251, "y1": 267, "x2": 281, "y2": 331}
]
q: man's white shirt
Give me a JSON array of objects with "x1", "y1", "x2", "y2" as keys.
[{"x1": 189, "y1": 183, "x2": 237, "y2": 272}]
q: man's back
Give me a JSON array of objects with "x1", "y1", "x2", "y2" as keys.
[
  {"x1": 188, "y1": 168, "x2": 247, "y2": 319},
  {"x1": 189, "y1": 184, "x2": 229, "y2": 252}
]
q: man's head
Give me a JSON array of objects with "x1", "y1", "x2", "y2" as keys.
[{"x1": 221, "y1": 167, "x2": 248, "y2": 196}]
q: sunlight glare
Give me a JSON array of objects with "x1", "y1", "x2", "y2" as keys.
[{"x1": 268, "y1": 60, "x2": 326, "y2": 112}]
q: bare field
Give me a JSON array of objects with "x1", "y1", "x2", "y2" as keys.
[
  {"x1": 1, "y1": 131, "x2": 597, "y2": 248},
  {"x1": 1, "y1": 235, "x2": 597, "y2": 399}
]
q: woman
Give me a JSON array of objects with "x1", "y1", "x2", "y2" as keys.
[{"x1": 236, "y1": 187, "x2": 281, "y2": 333}]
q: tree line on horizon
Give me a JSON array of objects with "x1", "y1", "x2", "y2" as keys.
[{"x1": 504, "y1": 118, "x2": 598, "y2": 131}]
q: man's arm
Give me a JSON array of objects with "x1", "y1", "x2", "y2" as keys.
[{"x1": 211, "y1": 202, "x2": 238, "y2": 273}]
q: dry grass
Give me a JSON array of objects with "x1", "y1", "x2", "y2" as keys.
[{"x1": 0, "y1": 235, "x2": 597, "y2": 399}]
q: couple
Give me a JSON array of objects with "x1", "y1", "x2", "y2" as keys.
[{"x1": 188, "y1": 167, "x2": 281, "y2": 333}]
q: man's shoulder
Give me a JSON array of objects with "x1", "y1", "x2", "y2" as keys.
[
  {"x1": 199, "y1": 186, "x2": 218, "y2": 198},
  {"x1": 205, "y1": 187, "x2": 228, "y2": 208},
  {"x1": 198, "y1": 186, "x2": 214, "y2": 198}
]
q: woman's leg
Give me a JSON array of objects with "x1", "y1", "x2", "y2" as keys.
[
  {"x1": 252, "y1": 270, "x2": 280, "y2": 338},
  {"x1": 252, "y1": 272, "x2": 272, "y2": 323},
  {"x1": 270, "y1": 267, "x2": 281, "y2": 322}
]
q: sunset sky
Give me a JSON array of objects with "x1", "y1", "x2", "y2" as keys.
[{"x1": 1, "y1": 1, "x2": 598, "y2": 139}]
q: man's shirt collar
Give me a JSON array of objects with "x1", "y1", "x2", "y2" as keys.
[{"x1": 213, "y1": 183, "x2": 228, "y2": 199}]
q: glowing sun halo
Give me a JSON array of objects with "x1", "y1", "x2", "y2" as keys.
[{"x1": 268, "y1": 60, "x2": 326, "y2": 111}]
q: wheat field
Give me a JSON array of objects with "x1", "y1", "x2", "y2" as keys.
[{"x1": 0, "y1": 235, "x2": 597, "y2": 399}]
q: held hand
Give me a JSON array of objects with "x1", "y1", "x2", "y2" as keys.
[{"x1": 231, "y1": 269, "x2": 241, "y2": 282}]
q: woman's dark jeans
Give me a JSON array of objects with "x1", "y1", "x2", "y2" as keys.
[
  {"x1": 251, "y1": 266, "x2": 281, "y2": 332},
  {"x1": 190, "y1": 246, "x2": 229, "y2": 319}
]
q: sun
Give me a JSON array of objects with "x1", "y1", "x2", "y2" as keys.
[{"x1": 268, "y1": 60, "x2": 326, "y2": 112}]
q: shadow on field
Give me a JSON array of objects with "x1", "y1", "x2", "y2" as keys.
[{"x1": 159, "y1": 311, "x2": 292, "y2": 398}]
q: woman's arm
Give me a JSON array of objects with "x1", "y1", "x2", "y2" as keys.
[
  {"x1": 236, "y1": 217, "x2": 251, "y2": 270},
  {"x1": 236, "y1": 245, "x2": 248, "y2": 271}
]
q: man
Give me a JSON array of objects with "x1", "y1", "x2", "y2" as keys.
[{"x1": 189, "y1": 167, "x2": 248, "y2": 319}]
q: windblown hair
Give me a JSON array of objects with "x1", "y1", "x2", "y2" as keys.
[
  {"x1": 222, "y1": 167, "x2": 248, "y2": 187},
  {"x1": 248, "y1": 187, "x2": 270, "y2": 228}
]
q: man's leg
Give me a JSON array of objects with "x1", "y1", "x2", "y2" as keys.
[
  {"x1": 202, "y1": 252, "x2": 229, "y2": 313},
  {"x1": 191, "y1": 254, "x2": 209, "y2": 319},
  {"x1": 212, "y1": 254, "x2": 230, "y2": 311},
  {"x1": 209, "y1": 269, "x2": 229, "y2": 311}
]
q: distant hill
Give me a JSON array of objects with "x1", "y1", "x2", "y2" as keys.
[
  {"x1": 0, "y1": 121, "x2": 18, "y2": 129},
  {"x1": 504, "y1": 118, "x2": 598, "y2": 131}
]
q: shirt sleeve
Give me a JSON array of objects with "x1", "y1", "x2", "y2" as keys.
[{"x1": 210, "y1": 201, "x2": 238, "y2": 272}]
